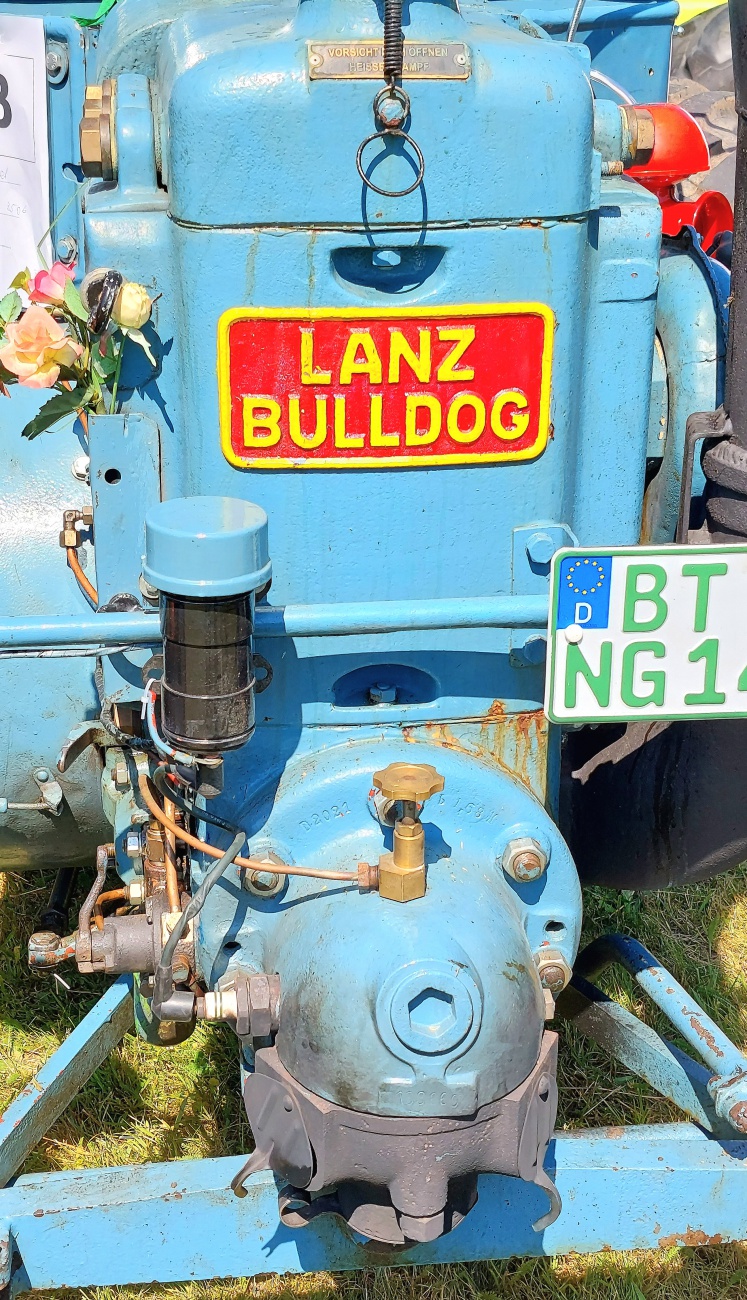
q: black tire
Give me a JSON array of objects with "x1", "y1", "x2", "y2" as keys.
[{"x1": 670, "y1": 5, "x2": 736, "y2": 203}]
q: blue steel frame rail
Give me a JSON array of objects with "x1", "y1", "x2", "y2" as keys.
[
  {"x1": 1, "y1": 1126, "x2": 746, "y2": 1293},
  {"x1": 0, "y1": 977, "x2": 134, "y2": 1192},
  {"x1": 0, "y1": 594, "x2": 548, "y2": 651},
  {"x1": 2, "y1": 946, "x2": 747, "y2": 1292}
]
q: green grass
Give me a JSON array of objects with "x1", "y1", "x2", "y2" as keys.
[{"x1": 2, "y1": 865, "x2": 747, "y2": 1299}]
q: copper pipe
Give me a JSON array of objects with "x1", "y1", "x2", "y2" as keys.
[
  {"x1": 138, "y1": 774, "x2": 357, "y2": 881},
  {"x1": 93, "y1": 886, "x2": 127, "y2": 930},
  {"x1": 162, "y1": 796, "x2": 181, "y2": 912},
  {"x1": 67, "y1": 545, "x2": 98, "y2": 605}
]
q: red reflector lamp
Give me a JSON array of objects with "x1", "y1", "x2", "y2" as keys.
[{"x1": 626, "y1": 102, "x2": 733, "y2": 251}]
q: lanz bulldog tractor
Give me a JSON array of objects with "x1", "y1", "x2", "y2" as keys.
[{"x1": 1, "y1": 0, "x2": 747, "y2": 1291}]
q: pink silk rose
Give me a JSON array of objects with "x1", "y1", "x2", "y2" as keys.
[
  {"x1": 27, "y1": 261, "x2": 76, "y2": 305},
  {"x1": 0, "y1": 305, "x2": 83, "y2": 388}
]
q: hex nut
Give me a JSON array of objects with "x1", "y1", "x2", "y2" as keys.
[
  {"x1": 535, "y1": 948, "x2": 572, "y2": 994},
  {"x1": 501, "y1": 836, "x2": 548, "y2": 882},
  {"x1": 125, "y1": 830, "x2": 142, "y2": 858},
  {"x1": 60, "y1": 527, "x2": 78, "y2": 549},
  {"x1": 114, "y1": 761, "x2": 128, "y2": 788}
]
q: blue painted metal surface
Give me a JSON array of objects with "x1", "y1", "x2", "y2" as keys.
[
  {"x1": 2, "y1": 1126, "x2": 746, "y2": 1294},
  {"x1": 0, "y1": 0, "x2": 739, "y2": 1284},
  {"x1": 144, "y1": 496, "x2": 271, "y2": 598}
]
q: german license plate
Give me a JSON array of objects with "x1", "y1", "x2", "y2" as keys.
[
  {"x1": 545, "y1": 545, "x2": 747, "y2": 724},
  {"x1": 218, "y1": 304, "x2": 553, "y2": 470}
]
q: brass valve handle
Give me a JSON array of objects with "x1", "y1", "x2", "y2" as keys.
[{"x1": 372, "y1": 761, "x2": 444, "y2": 806}]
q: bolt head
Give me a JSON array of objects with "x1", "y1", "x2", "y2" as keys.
[
  {"x1": 71, "y1": 454, "x2": 90, "y2": 483},
  {"x1": 501, "y1": 836, "x2": 548, "y2": 882},
  {"x1": 125, "y1": 830, "x2": 142, "y2": 858},
  {"x1": 0, "y1": 798, "x2": 8, "y2": 814},
  {"x1": 526, "y1": 531, "x2": 556, "y2": 567},
  {"x1": 368, "y1": 682, "x2": 397, "y2": 705},
  {"x1": 535, "y1": 948, "x2": 572, "y2": 994},
  {"x1": 114, "y1": 762, "x2": 129, "y2": 789},
  {"x1": 57, "y1": 236, "x2": 78, "y2": 265},
  {"x1": 34, "y1": 769, "x2": 50, "y2": 784}
]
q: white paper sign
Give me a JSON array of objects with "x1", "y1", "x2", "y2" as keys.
[{"x1": 0, "y1": 16, "x2": 51, "y2": 293}]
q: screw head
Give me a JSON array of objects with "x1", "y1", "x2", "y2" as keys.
[
  {"x1": 368, "y1": 682, "x2": 397, "y2": 704},
  {"x1": 526, "y1": 531, "x2": 556, "y2": 567},
  {"x1": 535, "y1": 948, "x2": 572, "y2": 994},
  {"x1": 71, "y1": 454, "x2": 90, "y2": 483},
  {"x1": 45, "y1": 45, "x2": 68, "y2": 83},
  {"x1": 56, "y1": 235, "x2": 78, "y2": 265},
  {"x1": 501, "y1": 836, "x2": 548, "y2": 882}
]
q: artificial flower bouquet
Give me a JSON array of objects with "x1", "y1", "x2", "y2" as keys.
[{"x1": 0, "y1": 261, "x2": 155, "y2": 438}]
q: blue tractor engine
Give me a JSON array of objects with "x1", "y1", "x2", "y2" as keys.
[{"x1": 4, "y1": 0, "x2": 747, "y2": 1285}]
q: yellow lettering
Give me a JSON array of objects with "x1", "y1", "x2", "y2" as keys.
[
  {"x1": 436, "y1": 327, "x2": 475, "y2": 382},
  {"x1": 405, "y1": 394, "x2": 441, "y2": 445},
  {"x1": 491, "y1": 389, "x2": 530, "y2": 441},
  {"x1": 370, "y1": 394, "x2": 399, "y2": 446},
  {"x1": 334, "y1": 395, "x2": 364, "y2": 448},
  {"x1": 339, "y1": 331, "x2": 382, "y2": 385},
  {"x1": 243, "y1": 397, "x2": 282, "y2": 447},
  {"x1": 289, "y1": 395, "x2": 328, "y2": 449},
  {"x1": 446, "y1": 393, "x2": 485, "y2": 444},
  {"x1": 388, "y1": 329, "x2": 431, "y2": 383},
  {"x1": 300, "y1": 330, "x2": 331, "y2": 385}
]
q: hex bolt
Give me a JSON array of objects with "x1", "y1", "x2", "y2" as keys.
[
  {"x1": 114, "y1": 762, "x2": 129, "y2": 789},
  {"x1": 171, "y1": 956, "x2": 190, "y2": 984},
  {"x1": 368, "y1": 682, "x2": 397, "y2": 704},
  {"x1": 56, "y1": 235, "x2": 78, "y2": 265},
  {"x1": 125, "y1": 830, "x2": 142, "y2": 858},
  {"x1": 45, "y1": 44, "x2": 69, "y2": 83},
  {"x1": 535, "y1": 948, "x2": 572, "y2": 994},
  {"x1": 525, "y1": 531, "x2": 556, "y2": 567},
  {"x1": 71, "y1": 454, "x2": 90, "y2": 483},
  {"x1": 501, "y1": 836, "x2": 548, "y2": 882}
]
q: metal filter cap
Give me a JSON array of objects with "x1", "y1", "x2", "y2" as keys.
[{"x1": 144, "y1": 495, "x2": 271, "y2": 598}]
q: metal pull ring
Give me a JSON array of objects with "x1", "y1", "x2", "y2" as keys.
[{"x1": 356, "y1": 128, "x2": 425, "y2": 198}]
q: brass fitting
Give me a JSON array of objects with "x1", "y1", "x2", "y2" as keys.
[
  {"x1": 372, "y1": 761, "x2": 444, "y2": 806},
  {"x1": 367, "y1": 762, "x2": 444, "y2": 902},
  {"x1": 620, "y1": 105, "x2": 655, "y2": 166},
  {"x1": 79, "y1": 79, "x2": 117, "y2": 181},
  {"x1": 59, "y1": 506, "x2": 93, "y2": 549}
]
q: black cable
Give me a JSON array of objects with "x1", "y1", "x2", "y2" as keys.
[
  {"x1": 152, "y1": 764, "x2": 241, "y2": 835},
  {"x1": 383, "y1": 0, "x2": 403, "y2": 83}
]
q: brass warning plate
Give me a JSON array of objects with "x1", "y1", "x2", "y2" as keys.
[{"x1": 308, "y1": 41, "x2": 471, "y2": 80}]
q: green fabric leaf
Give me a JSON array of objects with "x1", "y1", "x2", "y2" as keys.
[
  {"x1": 21, "y1": 385, "x2": 93, "y2": 439},
  {"x1": 93, "y1": 350, "x2": 118, "y2": 379},
  {"x1": 9, "y1": 269, "x2": 29, "y2": 291},
  {"x1": 0, "y1": 291, "x2": 21, "y2": 325},
  {"x1": 63, "y1": 278, "x2": 88, "y2": 323},
  {"x1": 74, "y1": 0, "x2": 117, "y2": 27}
]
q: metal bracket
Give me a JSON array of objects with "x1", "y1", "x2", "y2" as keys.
[{"x1": 0, "y1": 770, "x2": 63, "y2": 817}]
